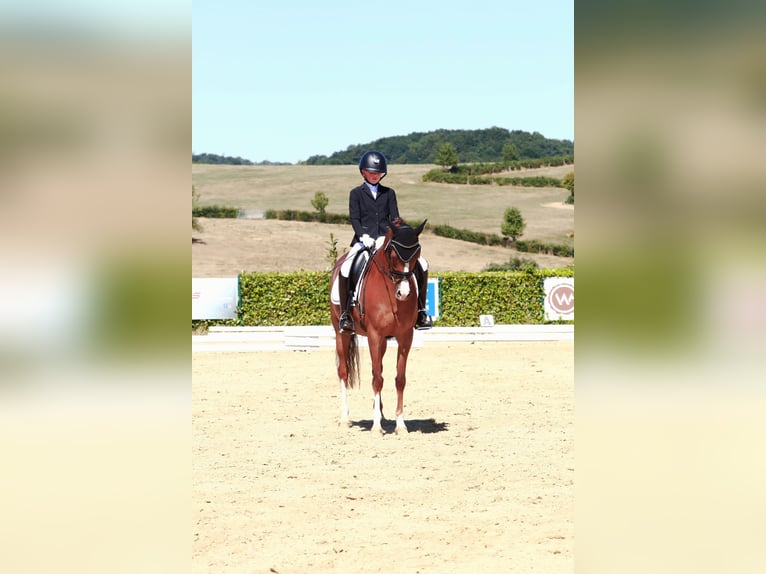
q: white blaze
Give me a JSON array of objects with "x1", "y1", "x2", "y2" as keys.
[{"x1": 397, "y1": 263, "x2": 411, "y2": 299}]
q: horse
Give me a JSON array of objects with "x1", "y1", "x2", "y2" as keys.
[{"x1": 330, "y1": 219, "x2": 427, "y2": 434}]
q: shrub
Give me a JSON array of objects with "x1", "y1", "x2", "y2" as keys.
[{"x1": 483, "y1": 257, "x2": 538, "y2": 272}]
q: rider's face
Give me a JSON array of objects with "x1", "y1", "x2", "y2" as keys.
[{"x1": 361, "y1": 170, "x2": 384, "y2": 185}]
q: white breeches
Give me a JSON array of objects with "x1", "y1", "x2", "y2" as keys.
[
  {"x1": 340, "y1": 239, "x2": 428, "y2": 277},
  {"x1": 340, "y1": 242, "x2": 368, "y2": 276}
]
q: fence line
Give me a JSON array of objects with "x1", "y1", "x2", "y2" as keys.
[{"x1": 192, "y1": 325, "x2": 573, "y2": 353}]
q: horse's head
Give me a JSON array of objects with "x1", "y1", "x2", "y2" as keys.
[{"x1": 382, "y1": 219, "x2": 427, "y2": 301}]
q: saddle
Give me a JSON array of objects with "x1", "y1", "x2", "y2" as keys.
[{"x1": 348, "y1": 248, "x2": 372, "y2": 305}]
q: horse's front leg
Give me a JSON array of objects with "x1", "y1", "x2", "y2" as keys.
[
  {"x1": 394, "y1": 331, "x2": 413, "y2": 434},
  {"x1": 367, "y1": 334, "x2": 387, "y2": 435}
]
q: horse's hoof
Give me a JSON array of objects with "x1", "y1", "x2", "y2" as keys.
[
  {"x1": 395, "y1": 425, "x2": 409, "y2": 435},
  {"x1": 339, "y1": 420, "x2": 351, "y2": 428}
]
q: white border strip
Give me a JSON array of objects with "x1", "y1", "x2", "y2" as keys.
[{"x1": 192, "y1": 325, "x2": 573, "y2": 352}]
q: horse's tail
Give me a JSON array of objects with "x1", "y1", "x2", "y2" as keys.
[{"x1": 346, "y1": 335, "x2": 360, "y2": 389}]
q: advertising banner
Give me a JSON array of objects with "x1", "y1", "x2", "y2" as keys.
[
  {"x1": 426, "y1": 277, "x2": 441, "y2": 320},
  {"x1": 544, "y1": 277, "x2": 574, "y2": 321},
  {"x1": 192, "y1": 277, "x2": 239, "y2": 320}
]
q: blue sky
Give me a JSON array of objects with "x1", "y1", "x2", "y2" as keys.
[
  {"x1": 193, "y1": 0, "x2": 573, "y2": 164},
  {"x1": 1, "y1": 0, "x2": 188, "y2": 38}
]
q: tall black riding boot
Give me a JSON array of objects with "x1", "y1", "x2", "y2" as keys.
[
  {"x1": 337, "y1": 274, "x2": 355, "y2": 334},
  {"x1": 415, "y1": 265, "x2": 433, "y2": 330}
]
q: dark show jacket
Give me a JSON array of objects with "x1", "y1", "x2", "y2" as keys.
[{"x1": 348, "y1": 183, "x2": 400, "y2": 246}]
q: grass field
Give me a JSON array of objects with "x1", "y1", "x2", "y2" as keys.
[{"x1": 192, "y1": 163, "x2": 574, "y2": 247}]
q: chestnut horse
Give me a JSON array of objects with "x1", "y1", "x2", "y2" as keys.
[{"x1": 330, "y1": 219, "x2": 427, "y2": 434}]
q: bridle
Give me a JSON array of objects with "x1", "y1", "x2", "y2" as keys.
[
  {"x1": 373, "y1": 236, "x2": 420, "y2": 284},
  {"x1": 357, "y1": 228, "x2": 423, "y2": 324}
]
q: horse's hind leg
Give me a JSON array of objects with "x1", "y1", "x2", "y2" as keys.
[
  {"x1": 339, "y1": 380, "x2": 350, "y2": 426},
  {"x1": 335, "y1": 334, "x2": 351, "y2": 426}
]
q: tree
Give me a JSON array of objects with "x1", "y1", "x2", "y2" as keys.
[
  {"x1": 502, "y1": 142, "x2": 519, "y2": 166},
  {"x1": 192, "y1": 186, "x2": 203, "y2": 232},
  {"x1": 561, "y1": 171, "x2": 574, "y2": 204},
  {"x1": 326, "y1": 232, "x2": 339, "y2": 268},
  {"x1": 434, "y1": 143, "x2": 458, "y2": 169},
  {"x1": 311, "y1": 191, "x2": 329, "y2": 216},
  {"x1": 501, "y1": 207, "x2": 525, "y2": 244}
]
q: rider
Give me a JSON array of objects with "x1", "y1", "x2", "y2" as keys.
[{"x1": 337, "y1": 150, "x2": 433, "y2": 334}]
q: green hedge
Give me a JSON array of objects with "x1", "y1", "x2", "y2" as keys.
[
  {"x1": 430, "y1": 224, "x2": 573, "y2": 256},
  {"x1": 516, "y1": 239, "x2": 574, "y2": 257},
  {"x1": 265, "y1": 209, "x2": 350, "y2": 224},
  {"x1": 192, "y1": 205, "x2": 241, "y2": 218},
  {"x1": 239, "y1": 271, "x2": 332, "y2": 325},
  {"x1": 437, "y1": 269, "x2": 573, "y2": 326},
  {"x1": 431, "y1": 224, "x2": 505, "y2": 246},
  {"x1": 260, "y1": 210, "x2": 573, "y2": 256},
  {"x1": 422, "y1": 170, "x2": 563, "y2": 187},
  {"x1": 421, "y1": 155, "x2": 574, "y2": 186},
  {"x1": 494, "y1": 175, "x2": 562, "y2": 187},
  {"x1": 220, "y1": 269, "x2": 573, "y2": 327}
]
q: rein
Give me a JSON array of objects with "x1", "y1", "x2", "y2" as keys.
[
  {"x1": 359, "y1": 238, "x2": 419, "y2": 324},
  {"x1": 373, "y1": 240, "x2": 418, "y2": 283}
]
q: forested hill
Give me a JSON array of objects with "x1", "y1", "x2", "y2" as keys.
[
  {"x1": 304, "y1": 127, "x2": 573, "y2": 165},
  {"x1": 192, "y1": 153, "x2": 291, "y2": 166}
]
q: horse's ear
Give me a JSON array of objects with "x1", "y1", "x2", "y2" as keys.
[{"x1": 415, "y1": 219, "x2": 427, "y2": 235}]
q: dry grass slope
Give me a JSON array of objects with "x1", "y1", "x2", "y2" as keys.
[{"x1": 192, "y1": 163, "x2": 574, "y2": 274}]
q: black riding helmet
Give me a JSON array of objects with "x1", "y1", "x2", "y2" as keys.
[{"x1": 358, "y1": 150, "x2": 387, "y2": 180}]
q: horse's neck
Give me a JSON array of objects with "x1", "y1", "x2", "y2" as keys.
[
  {"x1": 361, "y1": 250, "x2": 393, "y2": 304},
  {"x1": 369, "y1": 249, "x2": 389, "y2": 280}
]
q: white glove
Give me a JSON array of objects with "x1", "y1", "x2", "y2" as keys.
[{"x1": 360, "y1": 234, "x2": 375, "y2": 249}]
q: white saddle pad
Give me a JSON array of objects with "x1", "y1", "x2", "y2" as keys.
[{"x1": 330, "y1": 275, "x2": 364, "y2": 306}]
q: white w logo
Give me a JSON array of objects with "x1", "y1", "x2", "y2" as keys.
[
  {"x1": 554, "y1": 292, "x2": 574, "y2": 306},
  {"x1": 548, "y1": 283, "x2": 574, "y2": 314}
]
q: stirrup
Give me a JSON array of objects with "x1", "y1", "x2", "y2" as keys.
[
  {"x1": 415, "y1": 310, "x2": 432, "y2": 330},
  {"x1": 339, "y1": 312, "x2": 355, "y2": 334}
]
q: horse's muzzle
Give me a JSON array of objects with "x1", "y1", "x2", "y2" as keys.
[{"x1": 395, "y1": 279, "x2": 411, "y2": 301}]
